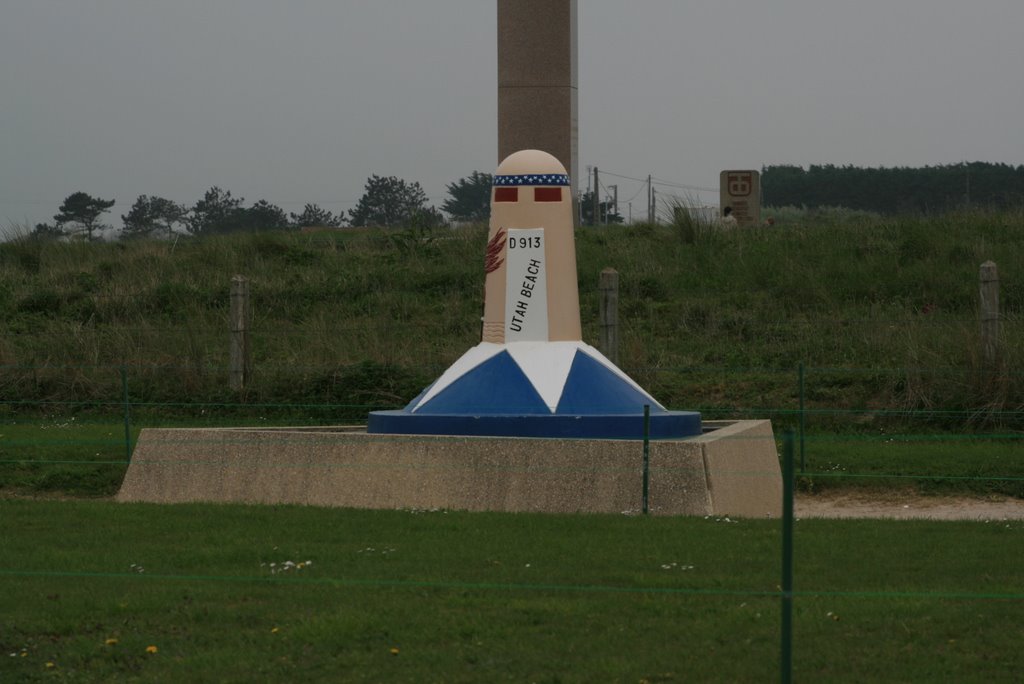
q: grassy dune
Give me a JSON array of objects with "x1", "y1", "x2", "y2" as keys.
[
  {"x1": 2, "y1": 209, "x2": 1020, "y2": 411},
  {"x1": 1, "y1": 209, "x2": 1022, "y2": 497}
]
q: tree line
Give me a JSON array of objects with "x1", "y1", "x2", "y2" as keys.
[
  {"x1": 29, "y1": 172, "x2": 499, "y2": 241},
  {"x1": 762, "y1": 162, "x2": 1024, "y2": 214},
  {"x1": 26, "y1": 161, "x2": 1023, "y2": 240}
]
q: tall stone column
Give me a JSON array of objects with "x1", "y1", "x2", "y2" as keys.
[{"x1": 498, "y1": 0, "x2": 578, "y2": 197}]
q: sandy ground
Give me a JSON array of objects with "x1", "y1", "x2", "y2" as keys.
[
  {"x1": 4, "y1": 491, "x2": 1024, "y2": 520},
  {"x1": 796, "y1": 492, "x2": 1024, "y2": 521}
]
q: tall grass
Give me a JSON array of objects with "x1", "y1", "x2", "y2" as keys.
[{"x1": 1, "y1": 210, "x2": 1021, "y2": 425}]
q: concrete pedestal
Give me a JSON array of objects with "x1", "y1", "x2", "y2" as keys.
[{"x1": 117, "y1": 420, "x2": 781, "y2": 518}]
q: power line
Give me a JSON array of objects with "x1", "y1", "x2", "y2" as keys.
[
  {"x1": 599, "y1": 170, "x2": 650, "y2": 184},
  {"x1": 620, "y1": 183, "x2": 648, "y2": 204},
  {"x1": 597, "y1": 169, "x2": 717, "y2": 195},
  {"x1": 651, "y1": 176, "x2": 717, "y2": 193}
]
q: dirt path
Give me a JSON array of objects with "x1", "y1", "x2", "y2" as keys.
[
  {"x1": 4, "y1": 490, "x2": 1024, "y2": 521},
  {"x1": 797, "y1": 492, "x2": 1024, "y2": 521}
]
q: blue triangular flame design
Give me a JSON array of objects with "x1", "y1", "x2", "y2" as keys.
[{"x1": 414, "y1": 350, "x2": 549, "y2": 415}]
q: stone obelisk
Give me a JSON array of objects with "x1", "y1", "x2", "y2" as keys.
[{"x1": 497, "y1": 0, "x2": 578, "y2": 198}]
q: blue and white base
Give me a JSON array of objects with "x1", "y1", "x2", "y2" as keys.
[{"x1": 367, "y1": 341, "x2": 701, "y2": 439}]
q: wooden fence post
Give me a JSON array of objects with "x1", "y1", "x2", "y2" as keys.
[
  {"x1": 599, "y1": 268, "x2": 619, "y2": 365},
  {"x1": 979, "y1": 261, "x2": 999, "y2": 369},
  {"x1": 230, "y1": 275, "x2": 252, "y2": 391}
]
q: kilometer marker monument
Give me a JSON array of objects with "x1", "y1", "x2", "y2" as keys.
[
  {"x1": 119, "y1": 154, "x2": 781, "y2": 516},
  {"x1": 118, "y1": 3, "x2": 782, "y2": 516},
  {"x1": 368, "y1": 150, "x2": 702, "y2": 440}
]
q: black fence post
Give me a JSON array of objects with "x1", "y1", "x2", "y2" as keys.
[
  {"x1": 121, "y1": 365, "x2": 132, "y2": 461},
  {"x1": 642, "y1": 404, "x2": 650, "y2": 515},
  {"x1": 798, "y1": 362, "x2": 806, "y2": 473},
  {"x1": 781, "y1": 429, "x2": 795, "y2": 684}
]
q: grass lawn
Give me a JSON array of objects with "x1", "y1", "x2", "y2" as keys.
[
  {"x1": 799, "y1": 433, "x2": 1024, "y2": 498},
  {"x1": 0, "y1": 416, "x2": 131, "y2": 497},
  {"x1": 1, "y1": 500, "x2": 1022, "y2": 682}
]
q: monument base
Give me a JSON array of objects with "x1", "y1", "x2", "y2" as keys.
[{"x1": 116, "y1": 420, "x2": 781, "y2": 518}]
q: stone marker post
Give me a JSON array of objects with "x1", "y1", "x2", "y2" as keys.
[
  {"x1": 498, "y1": 0, "x2": 578, "y2": 198},
  {"x1": 979, "y1": 261, "x2": 999, "y2": 368},
  {"x1": 599, "y1": 268, "x2": 619, "y2": 366},
  {"x1": 719, "y1": 170, "x2": 762, "y2": 226},
  {"x1": 230, "y1": 275, "x2": 252, "y2": 391}
]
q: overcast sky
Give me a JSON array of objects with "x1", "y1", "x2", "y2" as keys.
[{"x1": 2, "y1": 0, "x2": 1022, "y2": 232}]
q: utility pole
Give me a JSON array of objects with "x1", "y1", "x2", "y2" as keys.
[
  {"x1": 647, "y1": 175, "x2": 653, "y2": 224},
  {"x1": 229, "y1": 275, "x2": 252, "y2": 392},
  {"x1": 593, "y1": 166, "x2": 600, "y2": 225}
]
